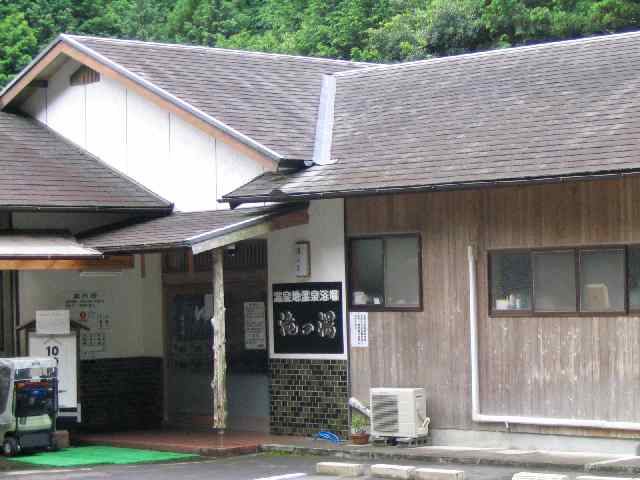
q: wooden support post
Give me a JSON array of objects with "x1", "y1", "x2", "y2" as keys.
[{"x1": 211, "y1": 248, "x2": 227, "y2": 432}]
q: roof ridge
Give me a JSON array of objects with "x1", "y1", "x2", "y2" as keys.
[
  {"x1": 333, "y1": 30, "x2": 640, "y2": 78},
  {"x1": 65, "y1": 34, "x2": 372, "y2": 67},
  {"x1": 60, "y1": 34, "x2": 285, "y2": 161}
]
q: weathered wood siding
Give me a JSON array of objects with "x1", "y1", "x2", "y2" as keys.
[{"x1": 346, "y1": 177, "x2": 640, "y2": 436}]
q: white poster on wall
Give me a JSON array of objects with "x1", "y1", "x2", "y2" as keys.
[
  {"x1": 350, "y1": 311, "x2": 369, "y2": 347},
  {"x1": 36, "y1": 310, "x2": 70, "y2": 335},
  {"x1": 244, "y1": 301, "x2": 266, "y2": 350},
  {"x1": 65, "y1": 291, "x2": 111, "y2": 359},
  {"x1": 28, "y1": 333, "x2": 77, "y2": 409}
]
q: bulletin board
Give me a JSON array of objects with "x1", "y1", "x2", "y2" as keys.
[{"x1": 64, "y1": 291, "x2": 111, "y2": 360}]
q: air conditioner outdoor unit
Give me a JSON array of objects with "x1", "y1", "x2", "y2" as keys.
[{"x1": 370, "y1": 387, "x2": 429, "y2": 439}]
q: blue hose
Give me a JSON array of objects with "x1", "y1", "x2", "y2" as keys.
[{"x1": 315, "y1": 431, "x2": 341, "y2": 444}]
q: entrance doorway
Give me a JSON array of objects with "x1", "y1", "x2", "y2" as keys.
[
  {"x1": 163, "y1": 240, "x2": 269, "y2": 432},
  {"x1": 165, "y1": 285, "x2": 213, "y2": 427}
]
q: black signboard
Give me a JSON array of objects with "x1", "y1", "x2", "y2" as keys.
[{"x1": 272, "y1": 282, "x2": 344, "y2": 355}]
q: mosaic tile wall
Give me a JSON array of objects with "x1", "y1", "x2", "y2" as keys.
[
  {"x1": 79, "y1": 357, "x2": 163, "y2": 431},
  {"x1": 269, "y1": 358, "x2": 349, "y2": 438}
]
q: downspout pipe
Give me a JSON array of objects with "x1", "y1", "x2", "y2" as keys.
[{"x1": 467, "y1": 245, "x2": 640, "y2": 431}]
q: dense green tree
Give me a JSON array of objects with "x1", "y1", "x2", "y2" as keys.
[
  {"x1": 2, "y1": 0, "x2": 640, "y2": 87},
  {"x1": 80, "y1": 0, "x2": 173, "y2": 40},
  {"x1": 163, "y1": 0, "x2": 261, "y2": 46},
  {"x1": 0, "y1": 12, "x2": 37, "y2": 87},
  {"x1": 362, "y1": 0, "x2": 487, "y2": 61}
]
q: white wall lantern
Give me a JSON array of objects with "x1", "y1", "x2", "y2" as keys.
[{"x1": 295, "y1": 241, "x2": 311, "y2": 277}]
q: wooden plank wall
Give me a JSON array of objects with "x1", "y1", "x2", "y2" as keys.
[{"x1": 346, "y1": 176, "x2": 640, "y2": 437}]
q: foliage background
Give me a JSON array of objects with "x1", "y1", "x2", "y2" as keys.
[{"x1": 1, "y1": 0, "x2": 639, "y2": 86}]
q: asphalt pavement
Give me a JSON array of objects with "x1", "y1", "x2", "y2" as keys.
[{"x1": 0, "y1": 453, "x2": 636, "y2": 480}]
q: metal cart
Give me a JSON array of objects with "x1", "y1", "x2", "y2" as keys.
[{"x1": 0, "y1": 357, "x2": 58, "y2": 456}]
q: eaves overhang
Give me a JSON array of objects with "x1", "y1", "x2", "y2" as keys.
[{"x1": 222, "y1": 169, "x2": 640, "y2": 206}]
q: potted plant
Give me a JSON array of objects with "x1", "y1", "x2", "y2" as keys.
[{"x1": 350, "y1": 412, "x2": 370, "y2": 445}]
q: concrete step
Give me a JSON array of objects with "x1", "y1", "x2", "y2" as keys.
[
  {"x1": 513, "y1": 473, "x2": 569, "y2": 480},
  {"x1": 413, "y1": 467, "x2": 464, "y2": 480},
  {"x1": 316, "y1": 461, "x2": 365, "y2": 477},
  {"x1": 370, "y1": 464, "x2": 416, "y2": 479}
]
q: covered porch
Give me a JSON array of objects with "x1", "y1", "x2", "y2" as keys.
[{"x1": 1, "y1": 204, "x2": 308, "y2": 438}]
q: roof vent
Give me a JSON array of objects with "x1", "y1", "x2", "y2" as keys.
[{"x1": 70, "y1": 66, "x2": 100, "y2": 86}]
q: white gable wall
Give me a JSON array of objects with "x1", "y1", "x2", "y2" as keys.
[
  {"x1": 20, "y1": 58, "x2": 271, "y2": 212},
  {"x1": 86, "y1": 74, "x2": 127, "y2": 173}
]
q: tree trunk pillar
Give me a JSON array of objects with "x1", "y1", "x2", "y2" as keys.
[{"x1": 211, "y1": 248, "x2": 227, "y2": 432}]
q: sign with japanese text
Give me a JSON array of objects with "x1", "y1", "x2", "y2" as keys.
[
  {"x1": 244, "y1": 302, "x2": 266, "y2": 350},
  {"x1": 349, "y1": 311, "x2": 369, "y2": 348},
  {"x1": 65, "y1": 291, "x2": 111, "y2": 359},
  {"x1": 272, "y1": 282, "x2": 343, "y2": 355}
]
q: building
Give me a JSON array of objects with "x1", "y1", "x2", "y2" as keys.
[{"x1": 1, "y1": 31, "x2": 640, "y2": 452}]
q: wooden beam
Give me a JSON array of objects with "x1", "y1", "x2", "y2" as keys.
[
  {"x1": 191, "y1": 209, "x2": 309, "y2": 255},
  {"x1": 0, "y1": 255, "x2": 134, "y2": 271},
  {"x1": 211, "y1": 248, "x2": 227, "y2": 431},
  {"x1": 58, "y1": 44, "x2": 277, "y2": 170}
]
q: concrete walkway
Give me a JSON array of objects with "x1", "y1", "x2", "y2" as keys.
[
  {"x1": 261, "y1": 441, "x2": 640, "y2": 475},
  {"x1": 73, "y1": 430, "x2": 301, "y2": 457},
  {"x1": 73, "y1": 431, "x2": 640, "y2": 475}
]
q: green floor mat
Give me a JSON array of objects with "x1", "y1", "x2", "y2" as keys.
[{"x1": 8, "y1": 446, "x2": 199, "y2": 467}]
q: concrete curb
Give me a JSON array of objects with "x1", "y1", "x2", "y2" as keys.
[
  {"x1": 260, "y1": 444, "x2": 640, "y2": 475},
  {"x1": 413, "y1": 467, "x2": 464, "y2": 480},
  {"x1": 317, "y1": 462, "x2": 366, "y2": 476},
  {"x1": 577, "y1": 477, "x2": 640, "y2": 480},
  {"x1": 513, "y1": 473, "x2": 568, "y2": 480},
  {"x1": 370, "y1": 464, "x2": 416, "y2": 479}
]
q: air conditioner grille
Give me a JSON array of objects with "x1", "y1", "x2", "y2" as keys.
[{"x1": 372, "y1": 394, "x2": 399, "y2": 432}]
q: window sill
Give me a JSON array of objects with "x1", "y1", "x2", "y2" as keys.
[
  {"x1": 349, "y1": 305, "x2": 423, "y2": 313},
  {"x1": 490, "y1": 310, "x2": 633, "y2": 318}
]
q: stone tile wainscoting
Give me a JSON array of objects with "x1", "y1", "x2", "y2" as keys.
[
  {"x1": 269, "y1": 359, "x2": 349, "y2": 438},
  {"x1": 79, "y1": 357, "x2": 163, "y2": 431}
]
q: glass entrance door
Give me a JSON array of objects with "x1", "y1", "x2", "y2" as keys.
[{"x1": 165, "y1": 286, "x2": 213, "y2": 426}]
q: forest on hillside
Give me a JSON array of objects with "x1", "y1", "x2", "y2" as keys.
[{"x1": 1, "y1": 0, "x2": 640, "y2": 86}]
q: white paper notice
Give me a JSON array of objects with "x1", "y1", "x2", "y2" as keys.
[
  {"x1": 244, "y1": 301, "x2": 266, "y2": 350},
  {"x1": 36, "y1": 310, "x2": 71, "y2": 335},
  {"x1": 350, "y1": 311, "x2": 369, "y2": 347}
]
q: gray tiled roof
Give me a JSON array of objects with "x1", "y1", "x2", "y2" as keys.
[
  {"x1": 0, "y1": 112, "x2": 172, "y2": 210},
  {"x1": 81, "y1": 205, "x2": 305, "y2": 252},
  {"x1": 224, "y1": 32, "x2": 640, "y2": 202},
  {"x1": 68, "y1": 35, "x2": 368, "y2": 161}
]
